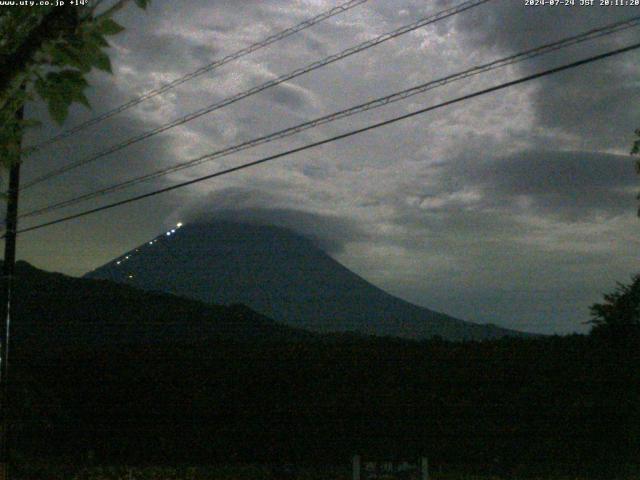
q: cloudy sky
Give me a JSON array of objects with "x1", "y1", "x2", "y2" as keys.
[{"x1": 12, "y1": 0, "x2": 640, "y2": 334}]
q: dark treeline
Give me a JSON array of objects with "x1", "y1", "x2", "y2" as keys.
[{"x1": 4, "y1": 263, "x2": 639, "y2": 478}]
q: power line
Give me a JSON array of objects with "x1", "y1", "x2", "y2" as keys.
[
  {"x1": 14, "y1": 41, "x2": 640, "y2": 236},
  {"x1": 20, "y1": 0, "x2": 493, "y2": 191},
  {"x1": 18, "y1": 15, "x2": 640, "y2": 221},
  {"x1": 23, "y1": 0, "x2": 369, "y2": 155}
]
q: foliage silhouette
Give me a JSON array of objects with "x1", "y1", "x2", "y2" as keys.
[
  {"x1": 588, "y1": 274, "x2": 640, "y2": 342},
  {"x1": 2, "y1": 262, "x2": 638, "y2": 478},
  {"x1": 0, "y1": 0, "x2": 149, "y2": 169}
]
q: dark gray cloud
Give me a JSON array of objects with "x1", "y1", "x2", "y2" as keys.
[
  {"x1": 456, "y1": 1, "x2": 634, "y2": 51},
  {"x1": 451, "y1": 1, "x2": 640, "y2": 151},
  {"x1": 347, "y1": 146, "x2": 640, "y2": 333},
  {"x1": 439, "y1": 149, "x2": 637, "y2": 221},
  {"x1": 180, "y1": 187, "x2": 368, "y2": 254}
]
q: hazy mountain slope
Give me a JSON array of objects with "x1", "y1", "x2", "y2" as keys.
[
  {"x1": 86, "y1": 221, "x2": 526, "y2": 340},
  {"x1": 4, "y1": 260, "x2": 313, "y2": 350}
]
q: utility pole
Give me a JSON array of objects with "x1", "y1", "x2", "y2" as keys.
[{"x1": 0, "y1": 105, "x2": 24, "y2": 480}]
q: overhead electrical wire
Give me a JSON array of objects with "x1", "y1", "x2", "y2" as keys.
[
  {"x1": 23, "y1": 0, "x2": 370, "y2": 154},
  {"x1": 20, "y1": 0, "x2": 493, "y2": 190},
  {"x1": 14, "y1": 41, "x2": 640, "y2": 237},
  {"x1": 18, "y1": 15, "x2": 640, "y2": 221}
]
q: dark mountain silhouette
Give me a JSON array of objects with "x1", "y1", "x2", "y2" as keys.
[
  {"x1": 85, "y1": 221, "x2": 527, "y2": 341},
  {"x1": 6, "y1": 260, "x2": 314, "y2": 350}
]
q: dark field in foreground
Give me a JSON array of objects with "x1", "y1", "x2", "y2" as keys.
[
  {"x1": 10, "y1": 463, "x2": 640, "y2": 480},
  {"x1": 3, "y1": 264, "x2": 639, "y2": 479}
]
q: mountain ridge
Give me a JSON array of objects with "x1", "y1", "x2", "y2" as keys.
[
  {"x1": 5, "y1": 260, "x2": 316, "y2": 350},
  {"x1": 85, "y1": 221, "x2": 529, "y2": 341}
]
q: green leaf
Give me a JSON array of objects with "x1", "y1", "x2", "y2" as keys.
[
  {"x1": 57, "y1": 71, "x2": 90, "y2": 107},
  {"x1": 34, "y1": 76, "x2": 48, "y2": 100},
  {"x1": 51, "y1": 43, "x2": 93, "y2": 72},
  {"x1": 97, "y1": 18, "x2": 124, "y2": 36},
  {"x1": 73, "y1": 90, "x2": 91, "y2": 109},
  {"x1": 91, "y1": 49, "x2": 112, "y2": 73},
  {"x1": 33, "y1": 69, "x2": 91, "y2": 119},
  {"x1": 56, "y1": 69, "x2": 88, "y2": 89},
  {"x1": 88, "y1": 30, "x2": 110, "y2": 48},
  {"x1": 47, "y1": 94, "x2": 69, "y2": 124},
  {"x1": 134, "y1": 0, "x2": 150, "y2": 9}
]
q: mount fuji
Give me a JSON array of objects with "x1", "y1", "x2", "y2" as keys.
[{"x1": 85, "y1": 221, "x2": 526, "y2": 341}]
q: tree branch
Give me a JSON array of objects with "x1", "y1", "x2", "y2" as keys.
[{"x1": 0, "y1": 8, "x2": 79, "y2": 96}]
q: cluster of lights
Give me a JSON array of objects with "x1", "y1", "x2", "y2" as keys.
[
  {"x1": 114, "y1": 222, "x2": 184, "y2": 267},
  {"x1": 165, "y1": 223, "x2": 183, "y2": 237}
]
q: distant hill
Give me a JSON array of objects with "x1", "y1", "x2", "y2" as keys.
[
  {"x1": 6, "y1": 260, "x2": 313, "y2": 351},
  {"x1": 85, "y1": 221, "x2": 527, "y2": 341}
]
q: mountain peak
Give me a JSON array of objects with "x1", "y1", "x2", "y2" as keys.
[{"x1": 86, "y1": 221, "x2": 527, "y2": 341}]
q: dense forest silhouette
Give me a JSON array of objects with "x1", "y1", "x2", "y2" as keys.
[{"x1": 3, "y1": 262, "x2": 639, "y2": 478}]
